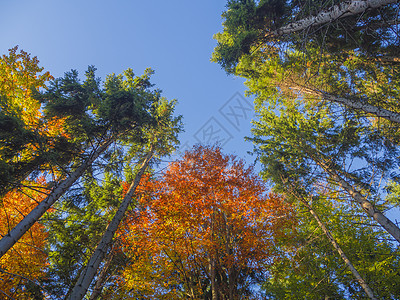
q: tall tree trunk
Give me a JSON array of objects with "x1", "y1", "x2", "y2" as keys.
[
  {"x1": 317, "y1": 159, "x2": 400, "y2": 243},
  {"x1": 0, "y1": 138, "x2": 113, "y2": 258},
  {"x1": 210, "y1": 206, "x2": 217, "y2": 300},
  {"x1": 287, "y1": 83, "x2": 400, "y2": 124},
  {"x1": 270, "y1": 0, "x2": 398, "y2": 37},
  {"x1": 295, "y1": 194, "x2": 377, "y2": 300},
  {"x1": 89, "y1": 251, "x2": 114, "y2": 300},
  {"x1": 210, "y1": 258, "x2": 217, "y2": 300},
  {"x1": 222, "y1": 212, "x2": 235, "y2": 300},
  {"x1": 68, "y1": 146, "x2": 155, "y2": 300}
]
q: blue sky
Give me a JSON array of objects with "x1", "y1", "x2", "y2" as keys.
[
  {"x1": 1, "y1": 0, "x2": 255, "y2": 162},
  {"x1": 3, "y1": 0, "x2": 400, "y2": 247}
]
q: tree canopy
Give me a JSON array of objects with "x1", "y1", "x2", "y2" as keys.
[
  {"x1": 1, "y1": 1, "x2": 400, "y2": 297},
  {"x1": 211, "y1": 1, "x2": 400, "y2": 299},
  {"x1": 115, "y1": 144, "x2": 295, "y2": 299}
]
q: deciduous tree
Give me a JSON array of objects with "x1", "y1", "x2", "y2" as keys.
[
  {"x1": 68, "y1": 95, "x2": 182, "y2": 300},
  {"x1": 0, "y1": 46, "x2": 70, "y2": 195},
  {"x1": 0, "y1": 60, "x2": 180, "y2": 280},
  {"x1": 0, "y1": 178, "x2": 49, "y2": 299},
  {"x1": 116, "y1": 145, "x2": 295, "y2": 299}
]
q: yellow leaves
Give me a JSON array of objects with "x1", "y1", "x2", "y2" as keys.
[
  {"x1": 0, "y1": 47, "x2": 74, "y2": 190},
  {"x1": 0, "y1": 46, "x2": 52, "y2": 125}
]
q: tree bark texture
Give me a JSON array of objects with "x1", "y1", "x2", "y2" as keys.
[
  {"x1": 68, "y1": 146, "x2": 155, "y2": 300},
  {"x1": 271, "y1": 0, "x2": 398, "y2": 37},
  {"x1": 318, "y1": 160, "x2": 400, "y2": 244},
  {"x1": 298, "y1": 196, "x2": 377, "y2": 300},
  {"x1": 289, "y1": 84, "x2": 400, "y2": 124},
  {"x1": 0, "y1": 138, "x2": 113, "y2": 258},
  {"x1": 88, "y1": 251, "x2": 114, "y2": 300}
]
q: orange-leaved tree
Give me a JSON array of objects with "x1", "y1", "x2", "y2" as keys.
[
  {"x1": 0, "y1": 177, "x2": 49, "y2": 299},
  {"x1": 117, "y1": 144, "x2": 295, "y2": 299}
]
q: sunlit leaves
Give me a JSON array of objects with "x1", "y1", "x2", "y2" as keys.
[
  {"x1": 0, "y1": 47, "x2": 70, "y2": 194},
  {"x1": 118, "y1": 145, "x2": 295, "y2": 298},
  {"x1": 0, "y1": 178, "x2": 49, "y2": 299},
  {"x1": 0, "y1": 46, "x2": 52, "y2": 125}
]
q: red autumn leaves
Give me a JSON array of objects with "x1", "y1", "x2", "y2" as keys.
[{"x1": 118, "y1": 145, "x2": 295, "y2": 298}]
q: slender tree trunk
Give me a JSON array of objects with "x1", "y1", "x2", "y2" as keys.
[
  {"x1": 222, "y1": 212, "x2": 235, "y2": 300},
  {"x1": 288, "y1": 84, "x2": 400, "y2": 124},
  {"x1": 296, "y1": 195, "x2": 377, "y2": 300},
  {"x1": 0, "y1": 138, "x2": 113, "y2": 258},
  {"x1": 270, "y1": 0, "x2": 398, "y2": 37},
  {"x1": 321, "y1": 91, "x2": 400, "y2": 124},
  {"x1": 64, "y1": 265, "x2": 87, "y2": 300},
  {"x1": 318, "y1": 160, "x2": 400, "y2": 243},
  {"x1": 89, "y1": 251, "x2": 114, "y2": 300},
  {"x1": 68, "y1": 146, "x2": 155, "y2": 300},
  {"x1": 210, "y1": 206, "x2": 217, "y2": 300},
  {"x1": 210, "y1": 258, "x2": 217, "y2": 300}
]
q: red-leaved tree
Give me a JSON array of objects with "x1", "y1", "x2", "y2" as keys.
[{"x1": 116, "y1": 145, "x2": 295, "y2": 299}]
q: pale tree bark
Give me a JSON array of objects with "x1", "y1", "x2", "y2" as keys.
[
  {"x1": 317, "y1": 159, "x2": 400, "y2": 244},
  {"x1": 210, "y1": 258, "x2": 217, "y2": 300},
  {"x1": 222, "y1": 212, "x2": 235, "y2": 300},
  {"x1": 270, "y1": 0, "x2": 398, "y2": 37},
  {"x1": 88, "y1": 250, "x2": 115, "y2": 300},
  {"x1": 288, "y1": 84, "x2": 400, "y2": 124},
  {"x1": 210, "y1": 208, "x2": 217, "y2": 300},
  {"x1": 294, "y1": 193, "x2": 377, "y2": 300},
  {"x1": 0, "y1": 138, "x2": 114, "y2": 258},
  {"x1": 68, "y1": 146, "x2": 155, "y2": 300}
]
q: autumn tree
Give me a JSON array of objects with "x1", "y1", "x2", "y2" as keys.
[
  {"x1": 68, "y1": 95, "x2": 182, "y2": 299},
  {"x1": 0, "y1": 46, "x2": 70, "y2": 196},
  {"x1": 114, "y1": 145, "x2": 295, "y2": 299},
  {"x1": 0, "y1": 47, "x2": 182, "y2": 300},
  {"x1": 0, "y1": 178, "x2": 49, "y2": 299}
]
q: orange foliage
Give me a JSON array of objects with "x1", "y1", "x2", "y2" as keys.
[
  {"x1": 118, "y1": 145, "x2": 295, "y2": 298},
  {"x1": 0, "y1": 178, "x2": 49, "y2": 299}
]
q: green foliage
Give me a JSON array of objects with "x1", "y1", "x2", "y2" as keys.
[
  {"x1": 98, "y1": 68, "x2": 156, "y2": 133},
  {"x1": 212, "y1": 0, "x2": 289, "y2": 71},
  {"x1": 40, "y1": 67, "x2": 182, "y2": 298},
  {"x1": 213, "y1": 0, "x2": 400, "y2": 73},
  {"x1": 36, "y1": 66, "x2": 180, "y2": 180},
  {"x1": 0, "y1": 111, "x2": 37, "y2": 188},
  {"x1": 43, "y1": 173, "x2": 124, "y2": 297},
  {"x1": 264, "y1": 194, "x2": 400, "y2": 299},
  {"x1": 247, "y1": 76, "x2": 400, "y2": 298},
  {"x1": 249, "y1": 94, "x2": 395, "y2": 194},
  {"x1": 39, "y1": 66, "x2": 163, "y2": 146}
]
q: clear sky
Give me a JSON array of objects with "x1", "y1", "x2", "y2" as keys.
[
  {"x1": 1, "y1": 0, "x2": 256, "y2": 163},
  {"x1": 3, "y1": 0, "x2": 400, "y2": 246}
]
